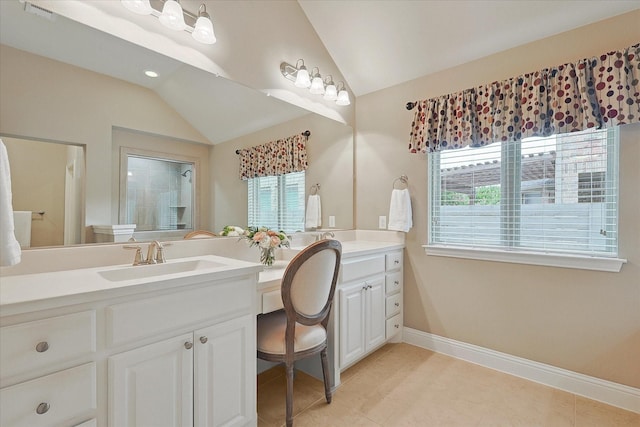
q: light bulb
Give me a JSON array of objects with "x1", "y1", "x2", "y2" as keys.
[
  {"x1": 294, "y1": 66, "x2": 311, "y2": 88},
  {"x1": 336, "y1": 89, "x2": 350, "y2": 106},
  {"x1": 121, "y1": 0, "x2": 152, "y2": 15},
  {"x1": 192, "y1": 16, "x2": 216, "y2": 44},
  {"x1": 324, "y1": 83, "x2": 337, "y2": 101},
  {"x1": 159, "y1": 0, "x2": 186, "y2": 31},
  {"x1": 310, "y1": 76, "x2": 325, "y2": 95}
]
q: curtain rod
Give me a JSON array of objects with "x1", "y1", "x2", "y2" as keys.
[{"x1": 235, "y1": 130, "x2": 311, "y2": 154}]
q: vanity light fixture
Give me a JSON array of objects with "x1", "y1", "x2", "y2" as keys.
[
  {"x1": 280, "y1": 59, "x2": 351, "y2": 106},
  {"x1": 120, "y1": 0, "x2": 216, "y2": 45},
  {"x1": 293, "y1": 59, "x2": 311, "y2": 88},
  {"x1": 323, "y1": 76, "x2": 337, "y2": 101},
  {"x1": 336, "y1": 82, "x2": 351, "y2": 106},
  {"x1": 309, "y1": 68, "x2": 325, "y2": 95}
]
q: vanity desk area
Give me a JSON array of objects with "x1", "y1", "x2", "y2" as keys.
[{"x1": 0, "y1": 230, "x2": 404, "y2": 427}]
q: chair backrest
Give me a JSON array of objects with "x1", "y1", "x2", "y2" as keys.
[
  {"x1": 183, "y1": 230, "x2": 217, "y2": 239},
  {"x1": 281, "y1": 239, "x2": 342, "y2": 328}
]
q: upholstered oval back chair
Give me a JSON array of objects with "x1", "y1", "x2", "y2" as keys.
[{"x1": 257, "y1": 239, "x2": 342, "y2": 427}]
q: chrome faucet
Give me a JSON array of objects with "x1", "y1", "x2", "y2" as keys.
[{"x1": 145, "y1": 241, "x2": 166, "y2": 264}]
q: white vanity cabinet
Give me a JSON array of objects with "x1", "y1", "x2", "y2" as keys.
[
  {"x1": 338, "y1": 249, "x2": 403, "y2": 370},
  {"x1": 0, "y1": 311, "x2": 97, "y2": 427},
  {"x1": 109, "y1": 315, "x2": 253, "y2": 427},
  {"x1": 0, "y1": 266, "x2": 259, "y2": 427},
  {"x1": 339, "y1": 276, "x2": 385, "y2": 368}
]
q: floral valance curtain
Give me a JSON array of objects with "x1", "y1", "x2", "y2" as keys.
[
  {"x1": 408, "y1": 43, "x2": 640, "y2": 153},
  {"x1": 238, "y1": 133, "x2": 308, "y2": 180}
]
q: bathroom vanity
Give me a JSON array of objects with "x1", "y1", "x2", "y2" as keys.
[
  {"x1": 0, "y1": 255, "x2": 262, "y2": 427},
  {"x1": 0, "y1": 230, "x2": 404, "y2": 427}
]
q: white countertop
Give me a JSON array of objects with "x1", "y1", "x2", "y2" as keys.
[
  {"x1": 0, "y1": 255, "x2": 262, "y2": 315},
  {"x1": 0, "y1": 236, "x2": 404, "y2": 316}
]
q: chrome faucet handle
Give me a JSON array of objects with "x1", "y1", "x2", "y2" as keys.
[
  {"x1": 145, "y1": 241, "x2": 160, "y2": 264},
  {"x1": 123, "y1": 245, "x2": 143, "y2": 265},
  {"x1": 155, "y1": 246, "x2": 166, "y2": 264}
]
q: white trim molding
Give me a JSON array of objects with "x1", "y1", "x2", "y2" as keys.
[
  {"x1": 403, "y1": 327, "x2": 640, "y2": 414},
  {"x1": 424, "y1": 245, "x2": 626, "y2": 272}
]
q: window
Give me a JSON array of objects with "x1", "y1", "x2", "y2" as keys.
[
  {"x1": 248, "y1": 171, "x2": 305, "y2": 233},
  {"x1": 428, "y1": 128, "x2": 620, "y2": 261}
]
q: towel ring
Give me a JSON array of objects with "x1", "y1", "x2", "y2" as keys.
[
  {"x1": 310, "y1": 183, "x2": 320, "y2": 195},
  {"x1": 393, "y1": 175, "x2": 409, "y2": 189}
]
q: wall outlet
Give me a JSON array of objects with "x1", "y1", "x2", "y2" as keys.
[
  {"x1": 329, "y1": 215, "x2": 336, "y2": 228},
  {"x1": 378, "y1": 215, "x2": 387, "y2": 229}
]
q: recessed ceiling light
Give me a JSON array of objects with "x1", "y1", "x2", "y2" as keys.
[{"x1": 144, "y1": 70, "x2": 159, "y2": 78}]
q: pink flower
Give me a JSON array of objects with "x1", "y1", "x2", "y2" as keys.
[
  {"x1": 253, "y1": 231, "x2": 266, "y2": 242},
  {"x1": 270, "y1": 236, "x2": 281, "y2": 247}
]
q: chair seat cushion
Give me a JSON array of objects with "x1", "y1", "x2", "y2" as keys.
[{"x1": 257, "y1": 310, "x2": 327, "y2": 355}]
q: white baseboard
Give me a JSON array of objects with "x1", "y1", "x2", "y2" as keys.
[{"x1": 403, "y1": 327, "x2": 640, "y2": 414}]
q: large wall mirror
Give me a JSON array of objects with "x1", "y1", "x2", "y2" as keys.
[{"x1": 0, "y1": 0, "x2": 354, "y2": 249}]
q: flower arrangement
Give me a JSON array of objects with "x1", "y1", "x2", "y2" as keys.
[
  {"x1": 243, "y1": 226, "x2": 290, "y2": 267},
  {"x1": 219, "y1": 225, "x2": 245, "y2": 237}
]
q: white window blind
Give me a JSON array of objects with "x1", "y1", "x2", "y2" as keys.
[
  {"x1": 248, "y1": 171, "x2": 305, "y2": 233},
  {"x1": 428, "y1": 128, "x2": 619, "y2": 257}
]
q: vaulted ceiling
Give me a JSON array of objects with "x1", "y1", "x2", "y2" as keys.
[{"x1": 2, "y1": 0, "x2": 638, "y2": 144}]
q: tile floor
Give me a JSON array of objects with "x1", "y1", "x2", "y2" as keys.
[{"x1": 257, "y1": 343, "x2": 639, "y2": 427}]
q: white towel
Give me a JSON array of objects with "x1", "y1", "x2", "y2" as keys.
[
  {"x1": 305, "y1": 194, "x2": 322, "y2": 229},
  {"x1": 13, "y1": 211, "x2": 32, "y2": 248},
  {"x1": 0, "y1": 140, "x2": 22, "y2": 266},
  {"x1": 387, "y1": 189, "x2": 412, "y2": 232}
]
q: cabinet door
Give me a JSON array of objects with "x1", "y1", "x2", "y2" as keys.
[
  {"x1": 339, "y1": 283, "x2": 366, "y2": 368},
  {"x1": 365, "y1": 277, "x2": 386, "y2": 351},
  {"x1": 194, "y1": 315, "x2": 255, "y2": 427},
  {"x1": 108, "y1": 333, "x2": 194, "y2": 427}
]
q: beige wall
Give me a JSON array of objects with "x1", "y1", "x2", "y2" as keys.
[
  {"x1": 0, "y1": 45, "x2": 209, "y2": 233},
  {"x1": 3, "y1": 137, "x2": 66, "y2": 247},
  {"x1": 355, "y1": 11, "x2": 640, "y2": 387},
  {"x1": 212, "y1": 113, "x2": 353, "y2": 232}
]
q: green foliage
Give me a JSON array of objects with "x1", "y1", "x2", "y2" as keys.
[
  {"x1": 474, "y1": 185, "x2": 501, "y2": 205},
  {"x1": 442, "y1": 191, "x2": 470, "y2": 206}
]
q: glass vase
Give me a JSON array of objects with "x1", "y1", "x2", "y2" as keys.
[{"x1": 260, "y1": 246, "x2": 275, "y2": 268}]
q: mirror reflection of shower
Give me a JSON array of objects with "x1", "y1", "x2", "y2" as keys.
[{"x1": 181, "y1": 169, "x2": 192, "y2": 183}]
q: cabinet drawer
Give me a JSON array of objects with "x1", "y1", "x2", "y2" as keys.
[
  {"x1": 262, "y1": 289, "x2": 283, "y2": 313},
  {"x1": 340, "y1": 255, "x2": 385, "y2": 283},
  {"x1": 107, "y1": 277, "x2": 253, "y2": 347},
  {"x1": 385, "y1": 271, "x2": 402, "y2": 295},
  {"x1": 0, "y1": 362, "x2": 97, "y2": 427},
  {"x1": 385, "y1": 251, "x2": 402, "y2": 271},
  {"x1": 385, "y1": 293, "x2": 402, "y2": 318},
  {"x1": 0, "y1": 311, "x2": 96, "y2": 381},
  {"x1": 385, "y1": 314, "x2": 402, "y2": 339}
]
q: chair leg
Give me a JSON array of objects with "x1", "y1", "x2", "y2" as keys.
[
  {"x1": 320, "y1": 347, "x2": 332, "y2": 403},
  {"x1": 285, "y1": 362, "x2": 294, "y2": 427}
]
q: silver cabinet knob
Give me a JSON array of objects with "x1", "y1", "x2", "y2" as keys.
[
  {"x1": 394, "y1": 324, "x2": 400, "y2": 328},
  {"x1": 184, "y1": 341, "x2": 193, "y2": 350},
  {"x1": 199, "y1": 336, "x2": 208, "y2": 344},
  {"x1": 394, "y1": 260, "x2": 400, "y2": 264},
  {"x1": 394, "y1": 280, "x2": 399, "y2": 285},
  {"x1": 36, "y1": 402, "x2": 50, "y2": 414},
  {"x1": 35, "y1": 341, "x2": 49, "y2": 353},
  {"x1": 394, "y1": 302, "x2": 400, "y2": 307}
]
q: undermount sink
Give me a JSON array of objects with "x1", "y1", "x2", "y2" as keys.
[{"x1": 98, "y1": 259, "x2": 226, "y2": 282}]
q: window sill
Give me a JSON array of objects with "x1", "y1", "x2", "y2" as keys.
[{"x1": 423, "y1": 245, "x2": 626, "y2": 272}]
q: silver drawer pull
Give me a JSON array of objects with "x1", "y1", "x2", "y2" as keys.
[
  {"x1": 394, "y1": 302, "x2": 400, "y2": 307},
  {"x1": 394, "y1": 260, "x2": 400, "y2": 264},
  {"x1": 394, "y1": 280, "x2": 399, "y2": 285},
  {"x1": 36, "y1": 402, "x2": 50, "y2": 414},
  {"x1": 184, "y1": 341, "x2": 193, "y2": 350},
  {"x1": 35, "y1": 342, "x2": 49, "y2": 353},
  {"x1": 199, "y1": 336, "x2": 208, "y2": 344},
  {"x1": 394, "y1": 324, "x2": 400, "y2": 328}
]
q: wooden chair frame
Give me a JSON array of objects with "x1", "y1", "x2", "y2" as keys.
[{"x1": 257, "y1": 239, "x2": 342, "y2": 427}]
